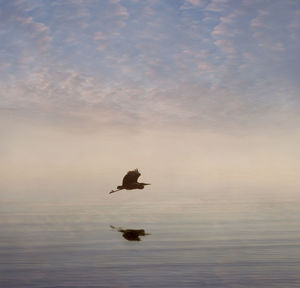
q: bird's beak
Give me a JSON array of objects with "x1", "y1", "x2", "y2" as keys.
[{"x1": 143, "y1": 183, "x2": 151, "y2": 185}]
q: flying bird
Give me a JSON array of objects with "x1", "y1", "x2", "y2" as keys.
[{"x1": 109, "y1": 169, "x2": 150, "y2": 194}]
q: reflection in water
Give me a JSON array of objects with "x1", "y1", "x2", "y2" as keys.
[
  {"x1": 1, "y1": 199, "x2": 300, "y2": 287},
  {"x1": 110, "y1": 225, "x2": 151, "y2": 241}
]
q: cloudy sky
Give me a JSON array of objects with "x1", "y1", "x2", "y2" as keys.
[
  {"x1": 1, "y1": 0, "x2": 299, "y2": 129},
  {"x1": 1, "y1": 0, "x2": 300, "y2": 195}
]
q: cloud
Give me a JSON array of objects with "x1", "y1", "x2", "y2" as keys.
[
  {"x1": 115, "y1": 5, "x2": 129, "y2": 17},
  {"x1": 0, "y1": 0, "x2": 299, "y2": 132},
  {"x1": 205, "y1": 0, "x2": 228, "y2": 12},
  {"x1": 197, "y1": 61, "x2": 213, "y2": 72},
  {"x1": 0, "y1": 2, "x2": 52, "y2": 51},
  {"x1": 94, "y1": 32, "x2": 106, "y2": 41},
  {"x1": 109, "y1": 0, "x2": 129, "y2": 20},
  {"x1": 187, "y1": 0, "x2": 205, "y2": 6},
  {"x1": 180, "y1": 0, "x2": 207, "y2": 9},
  {"x1": 215, "y1": 39, "x2": 236, "y2": 54},
  {"x1": 250, "y1": 9, "x2": 268, "y2": 28}
]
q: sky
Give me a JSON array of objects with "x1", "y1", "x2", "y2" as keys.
[{"x1": 1, "y1": 0, "x2": 300, "y2": 198}]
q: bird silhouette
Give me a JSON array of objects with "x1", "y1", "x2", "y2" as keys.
[
  {"x1": 109, "y1": 169, "x2": 150, "y2": 194},
  {"x1": 110, "y1": 225, "x2": 151, "y2": 241}
]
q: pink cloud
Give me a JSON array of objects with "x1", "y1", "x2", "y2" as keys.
[
  {"x1": 215, "y1": 39, "x2": 236, "y2": 54},
  {"x1": 180, "y1": 0, "x2": 206, "y2": 9},
  {"x1": 94, "y1": 32, "x2": 106, "y2": 41}
]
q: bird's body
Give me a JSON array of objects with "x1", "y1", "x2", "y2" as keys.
[{"x1": 110, "y1": 169, "x2": 150, "y2": 194}]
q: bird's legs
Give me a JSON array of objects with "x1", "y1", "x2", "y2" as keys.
[{"x1": 109, "y1": 188, "x2": 122, "y2": 194}]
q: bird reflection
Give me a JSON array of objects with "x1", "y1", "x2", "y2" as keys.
[{"x1": 110, "y1": 225, "x2": 150, "y2": 241}]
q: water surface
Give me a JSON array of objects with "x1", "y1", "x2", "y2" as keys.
[{"x1": 1, "y1": 189, "x2": 300, "y2": 287}]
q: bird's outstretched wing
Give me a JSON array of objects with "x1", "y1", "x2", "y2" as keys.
[{"x1": 122, "y1": 169, "x2": 141, "y2": 186}]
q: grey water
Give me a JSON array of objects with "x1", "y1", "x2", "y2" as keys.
[{"x1": 1, "y1": 190, "x2": 300, "y2": 288}]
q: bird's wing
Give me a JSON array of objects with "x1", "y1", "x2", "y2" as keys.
[{"x1": 122, "y1": 169, "x2": 141, "y2": 185}]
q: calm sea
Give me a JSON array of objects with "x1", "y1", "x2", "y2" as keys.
[{"x1": 1, "y1": 189, "x2": 300, "y2": 287}]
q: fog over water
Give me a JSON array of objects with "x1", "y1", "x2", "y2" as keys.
[{"x1": 1, "y1": 117, "x2": 300, "y2": 287}]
